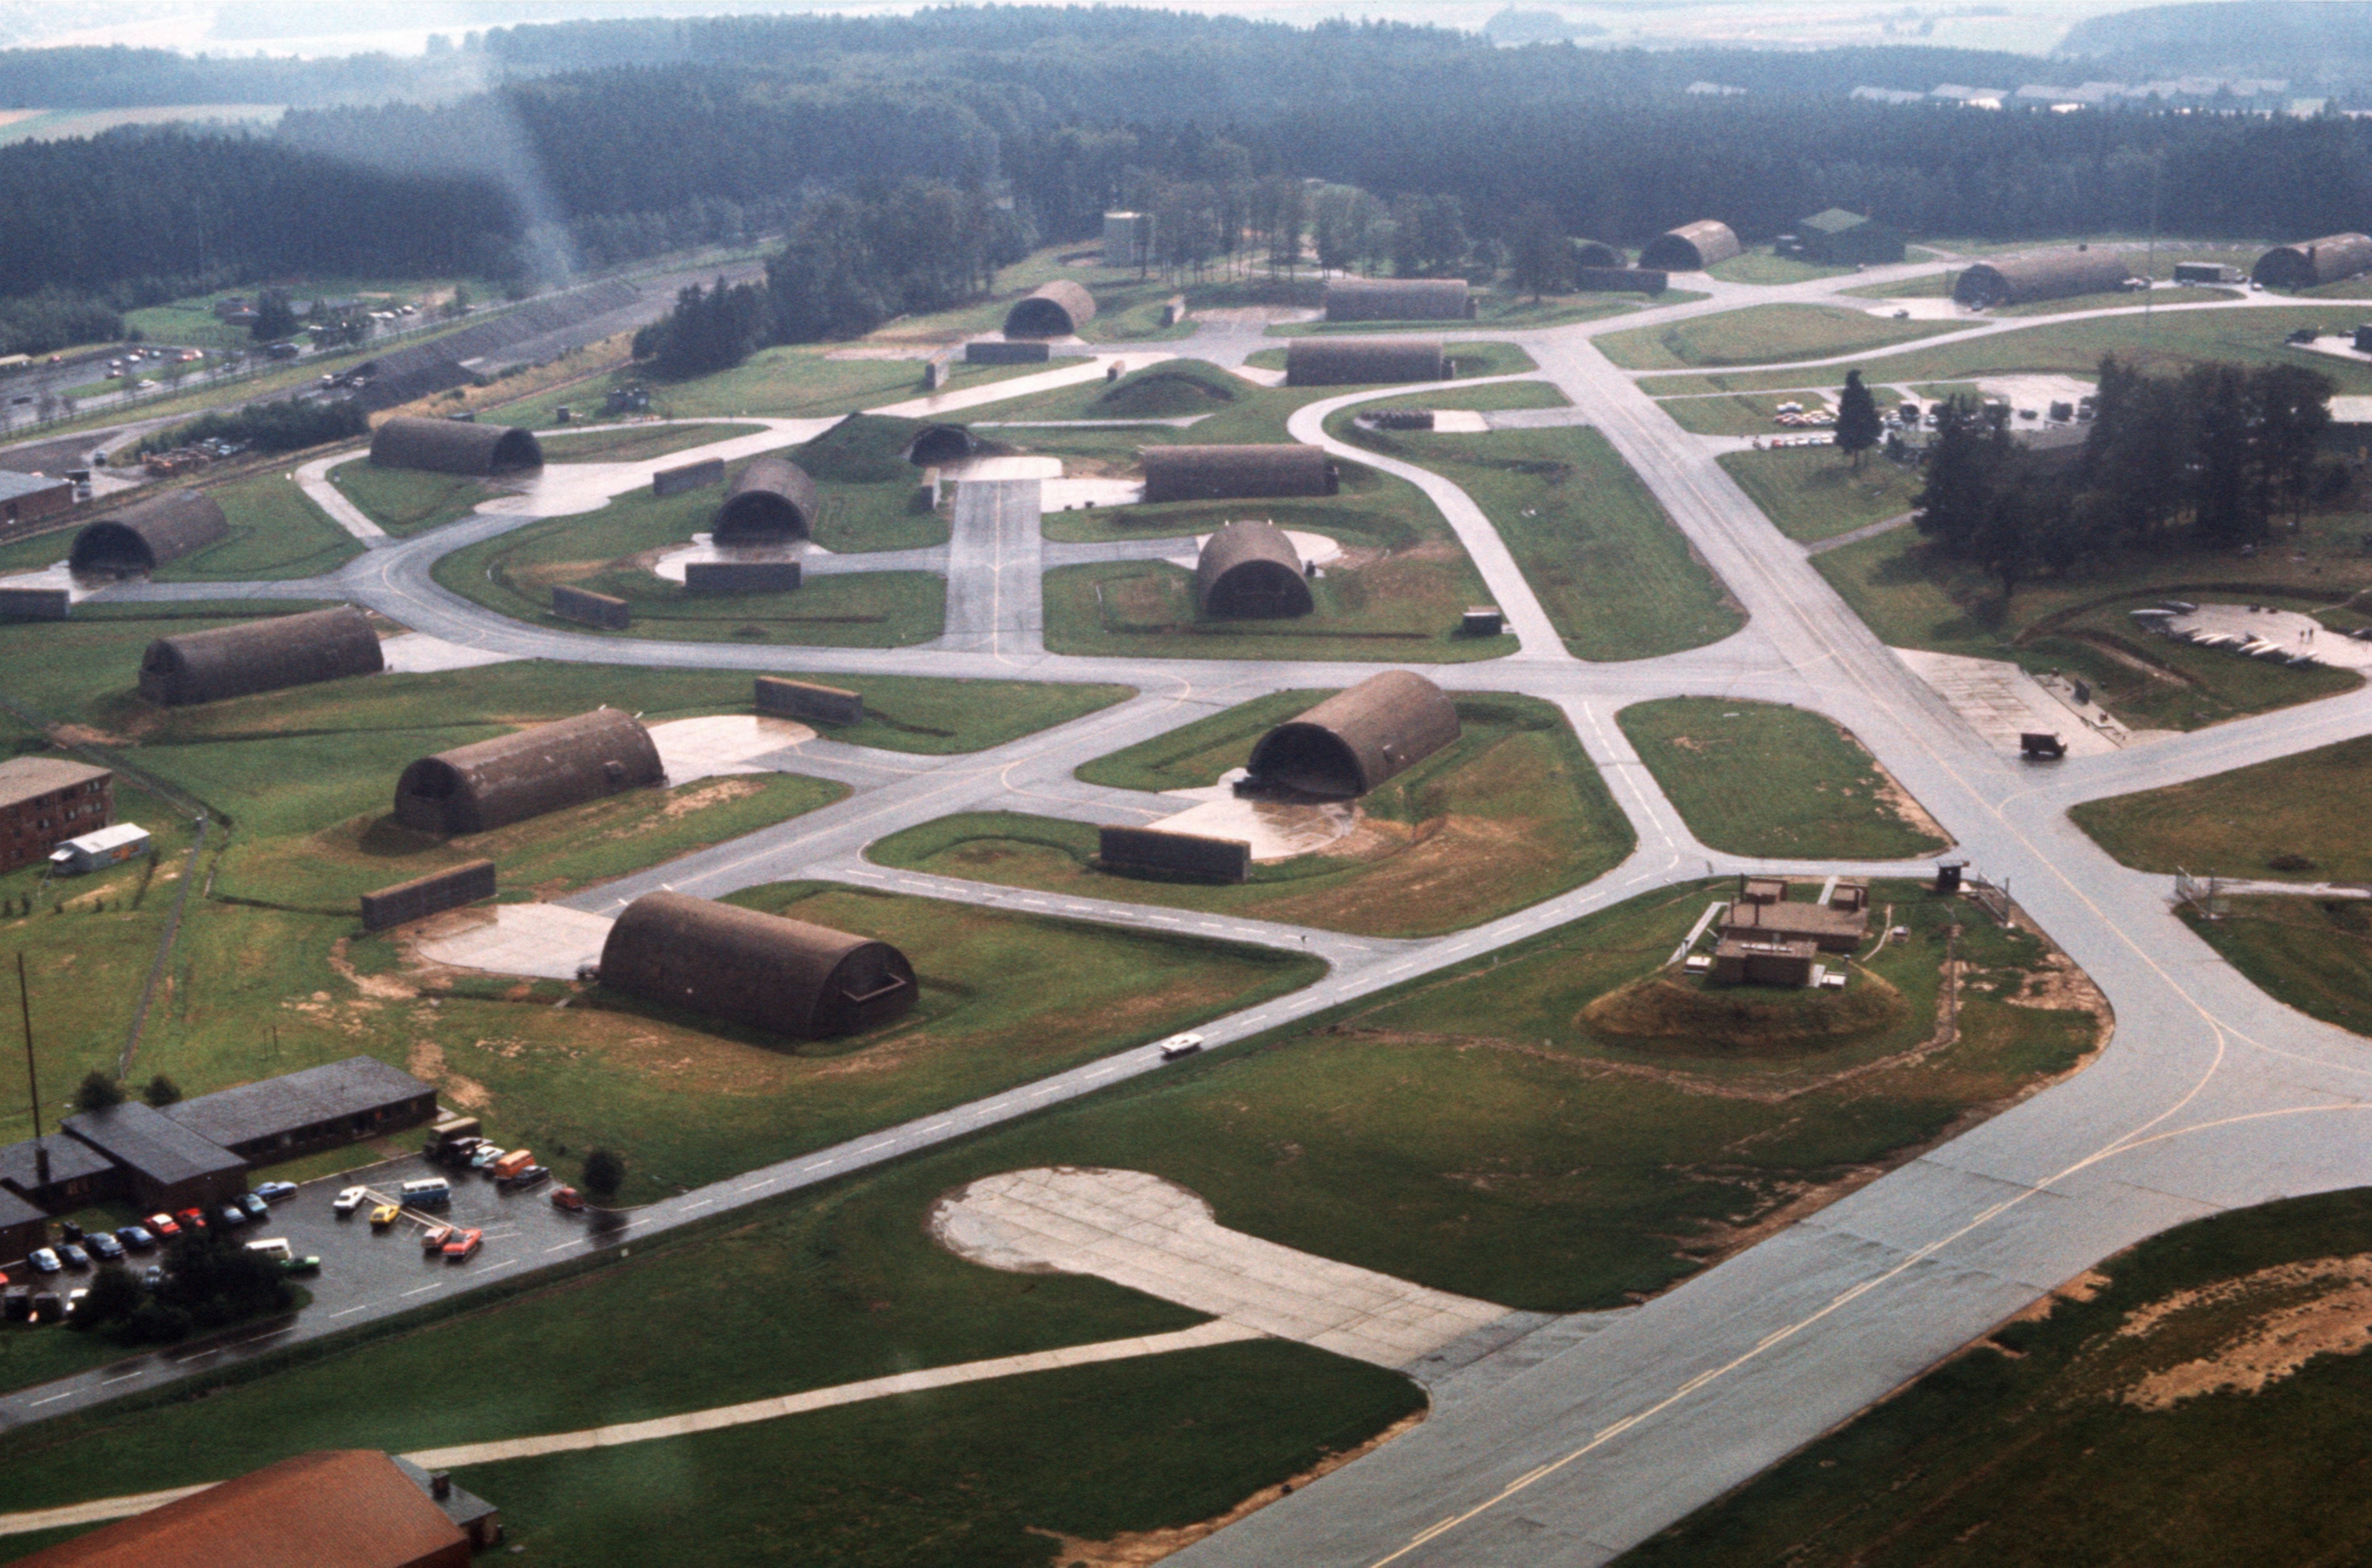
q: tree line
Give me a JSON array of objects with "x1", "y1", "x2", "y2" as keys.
[{"x1": 1913, "y1": 356, "x2": 2341, "y2": 603}]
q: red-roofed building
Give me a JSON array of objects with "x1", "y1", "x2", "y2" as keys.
[{"x1": 20, "y1": 1450, "x2": 498, "y2": 1567}]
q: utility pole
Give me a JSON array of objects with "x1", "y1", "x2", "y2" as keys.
[{"x1": 18, "y1": 952, "x2": 45, "y2": 1189}]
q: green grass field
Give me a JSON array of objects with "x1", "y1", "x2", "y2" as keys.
[
  {"x1": 1655, "y1": 390, "x2": 1835, "y2": 436},
  {"x1": 2177, "y1": 897, "x2": 2372, "y2": 1039},
  {"x1": 1814, "y1": 526, "x2": 2366, "y2": 731},
  {"x1": 534, "y1": 421, "x2": 764, "y2": 462},
  {"x1": 1637, "y1": 304, "x2": 2372, "y2": 398},
  {"x1": 2071, "y1": 735, "x2": 2372, "y2": 882},
  {"x1": 1618, "y1": 698, "x2": 1951, "y2": 859},
  {"x1": 1841, "y1": 272, "x2": 1954, "y2": 300},
  {"x1": 874, "y1": 693, "x2": 1634, "y2": 937},
  {"x1": 1240, "y1": 340, "x2": 1539, "y2": 380},
  {"x1": 1993, "y1": 285, "x2": 2242, "y2": 317},
  {"x1": 1596, "y1": 304, "x2": 1972, "y2": 371},
  {"x1": 1330, "y1": 420, "x2": 1743, "y2": 660},
  {"x1": 1621, "y1": 1187, "x2": 2372, "y2": 1568},
  {"x1": 330, "y1": 460, "x2": 493, "y2": 535},
  {"x1": 0, "y1": 473, "x2": 361, "y2": 581},
  {"x1": 1717, "y1": 448, "x2": 1924, "y2": 543},
  {"x1": 1705, "y1": 251, "x2": 1856, "y2": 285}
]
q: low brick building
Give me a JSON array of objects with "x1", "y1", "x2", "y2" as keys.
[
  {"x1": 0, "y1": 757, "x2": 112, "y2": 874},
  {"x1": 164, "y1": 1056, "x2": 438, "y2": 1165},
  {"x1": 0, "y1": 470, "x2": 74, "y2": 532}
]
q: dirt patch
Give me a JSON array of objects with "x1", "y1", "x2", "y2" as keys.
[
  {"x1": 2113, "y1": 1255, "x2": 2372, "y2": 1409},
  {"x1": 47, "y1": 723, "x2": 133, "y2": 748},
  {"x1": 327, "y1": 937, "x2": 420, "y2": 1001},
  {"x1": 656, "y1": 776, "x2": 764, "y2": 820},
  {"x1": 406, "y1": 1038, "x2": 491, "y2": 1110},
  {"x1": 1027, "y1": 1411, "x2": 1425, "y2": 1566}
]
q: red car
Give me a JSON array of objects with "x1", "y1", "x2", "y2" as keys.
[
  {"x1": 176, "y1": 1208, "x2": 208, "y2": 1233},
  {"x1": 441, "y1": 1229, "x2": 483, "y2": 1263},
  {"x1": 146, "y1": 1213, "x2": 180, "y2": 1239},
  {"x1": 550, "y1": 1186, "x2": 584, "y2": 1213}
]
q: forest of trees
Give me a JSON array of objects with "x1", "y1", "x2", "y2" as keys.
[
  {"x1": 6, "y1": 9, "x2": 2372, "y2": 325},
  {"x1": 1913, "y1": 357, "x2": 2340, "y2": 603}
]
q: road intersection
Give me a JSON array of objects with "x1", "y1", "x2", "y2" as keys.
[{"x1": 17, "y1": 248, "x2": 2372, "y2": 1564}]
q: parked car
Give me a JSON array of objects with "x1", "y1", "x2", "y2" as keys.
[
  {"x1": 550, "y1": 1186, "x2": 584, "y2": 1212},
  {"x1": 488, "y1": 1150, "x2": 534, "y2": 1183},
  {"x1": 142, "y1": 1265, "x2": 165, "y2": 1291},
  {"x1": 57, "y1": 1244, "x2": 90, "y2": 1270},
  {"x1": 217, "y1": 1204, "x2": 249, "y2": 1230},
  {"x1": 442, "y1": 1229, "x2": 483, "y2": 1262},
  {"x1": 146, "y1": 1213, "x2": 180, "y2": 1238},
  {"x1": 86, "y1": 1233, "x2": 124, "y2": 1262},
  {"x1": 332, "y1": 1187, "x2": 369, "y2": 1217},
  {"x1": 27, "y1": 1248, "x2": 59, "y2": 1275},
  {"x1": 176, "y1": 1207, "x2": 208, "y2": 1233},
  {"x1": 421, "y1": 1224, "x2": 454, "y2": 1252},
  {"x1": 469, "y1": 1145, "x2": 508, "y2": 1171},
  {"x1": 239, "y1": 1193, "x2": 269, "y2": 1219},
  {"x1": 279, "y1": 1255, "x2": 320, "y2": 1276},
  {"x1": 368, "y1": 1203, "x2": 400, "y2": 1230},
  {"x1": 1158, "y1": 1032, "x2": 1204, "y2": 1061},
  {"x1": 63, "y1": 1288, "x2": 89, "y2": 1319},
  {"x1": 500, "y1": 1164, "x2": 550, "y2": 1191},
  {"x1": 244, "y1": 1237, "x2": 293, "y2": 1263},
  {"x1": 254, "y1": 1181, "x2": 299, "y2": 1203},
  {"x1": 115, "y1": 1225, "x2": 155, "y2": 1253}
]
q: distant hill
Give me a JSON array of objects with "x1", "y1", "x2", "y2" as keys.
[{"x1": 2058, "y1": 1, "x2": 2372, "y2": 71}]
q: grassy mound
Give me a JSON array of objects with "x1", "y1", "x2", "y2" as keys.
[
  {"x1": 791, "y1": 413, "x2": 926, "y2": 482},
  {"x1": 1095, "y1": 359, "x2": 1240, "y2": 418},
  {"x1": 1582, "y1": 971, "x2": 1909, "y2": 1051}
]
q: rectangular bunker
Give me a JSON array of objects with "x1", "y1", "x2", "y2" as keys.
[
  {"x1": 653, "y1": 457, "x2": 726, "y2": 497},
  {"x1": 360, "y1": 859, "x2": 499, "y2": 932},
  {"x1": 755, "y1": 676, "x2": 863, "y2": 726},
  {"x1": 552, "y1": 585, "x2": 631, "y2": 629},
  {"x1": 1097, "y1": 826, "x2": 1252, "y2": 884},
  {"x1": 687, "y1": 561, "x2": 803, "y2": 594}
]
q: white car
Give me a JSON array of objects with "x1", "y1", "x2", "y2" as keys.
[
  {"x1": 1157, "y1": 1033, "x2": 1204, "y2": 1061},
  {"x1": 331, "y1": 1185, "x2": 370, "y2": 1216}
]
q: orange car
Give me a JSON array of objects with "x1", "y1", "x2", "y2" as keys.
[{"x1": 441, "y1": 1228, "x2": 483, "y2": 1263}]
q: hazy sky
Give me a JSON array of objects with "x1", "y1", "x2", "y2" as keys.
[{"x1": 0, "y1": 0, "x2": 2204, "y2": 60}]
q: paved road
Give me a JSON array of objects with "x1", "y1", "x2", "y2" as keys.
[{"x1": 17, "y1": 255, "x2": 2372, "y2": 1566}]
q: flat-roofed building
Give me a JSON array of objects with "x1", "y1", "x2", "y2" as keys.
[
  {"x1": 0, "y1": 1132, "x2": 123, "y2": 1211},
  {"x1": 0, "y1": 470, "x2": 74, "y2": 531},
  {"x1": 1720, "y1": 897, "x2": 1868, "y2": 954},
  {"x1": 0, "y1": 756, "x2": 111, "y2": 874},
  {"x1": 164, "y1": 1056, "x2": 438, "y2": 1166},
  {"x1": 0, "y1": 1187, "x2": 47, "y2": 1265},
  {"x1": 59, "y1": 1102, "x2": 247, "y2": 1212}
]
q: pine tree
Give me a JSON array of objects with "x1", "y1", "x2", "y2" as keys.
[{"x1": 1834, "y1": 369, "x2": 1882, "y2": 470}]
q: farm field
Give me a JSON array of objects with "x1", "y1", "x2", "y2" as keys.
[
  {"x1": 874, "y1": 693, "x2": 1634, "y2": 937},
  {"x1": 2071, "y1": 735, "x2": 2372, "y2": 884},
  {"x1": 1596, "y1": 304, "x2": 1970, "y2": 371},
  {"x1": 1618, "y1": 698, "x2": 1951, "y2": 860},
  {"x1": 1717, "y1": 447, "x2": 1923, "y2": 543},
  {"x1": 1621, "y1": 1188, "x2": 2372, "y2": 1568},
  {"x1": 1332, "y1": 417, "x2": 1743, "y2": 660},
  {"x1": 1814, "y1": 526, "x2": 2366, "y2": 731}
]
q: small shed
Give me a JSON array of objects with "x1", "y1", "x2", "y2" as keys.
[
  {"x1": 68, "y1": 490, "x2": 229, "y2": 576},
  {"x1": 1284, "y1": 338, "x2": 1447, "y2": 387},
  {"x1": 138, "y1": 605, "x2": 385, "y2": 706},
  {"x1": 47, "y1": 822, "x2": 149, "y2": 875},
  {"x1": 394, "y1": 708, "x2": 665, "y2": 837},
  {"x1": 1640, "y1": 221, "x2": 1742, "y2": 272},
  {"x1": 715, "y1": 455, "x2": 819, "y2": 541},
  {"x1": 598, "y1": 891, "x2": 916, "y2": 1040},
  {"x1": 1140, "y1": 444, "x2": 1337, "y2": 504},
  {"x1": 1324, "y1": 278, "x2": 1473, "y2": 322},
  {"x1": 1003, "y1": 281, "x2": 1097, "y2": 338},
  {"x1": 2253, "y1": 232, "x2": 2372, "y2": 290},
  {"x1": 369, "y1": 416, "x2": 543, "y2": 475},
  {"x1": 1195, "y1": 520, "x2": 1314, "y2": 619},
  {"x1": 1792, "y1": 209, "x2": 1906, "y2": 266},
  {"x1": 1246, "y1": 671, "x2": 1461, "y2": 799},
  {"x1": 1953, "y1": 251, "x2": 2133, "y2": 307}
]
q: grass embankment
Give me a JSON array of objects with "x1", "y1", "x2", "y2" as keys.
[
  {"x1": 1621, "y1": 1188, "x2": 2372, "y2": 1568},
  {"x1": 878, "y1": 692, "x2": 1634, "y2": 937},
  {"x1": 488, "y1": 348, "x2": 1047, "y2": 429},
  {"x1": 1841, "y1": 272, "x2": 1955, "y2": 300},
  {"x1": 1596, "y1": 304, "x2": 1971, "y2": 371},
  {"x1": 2181, "y1": 897, "x2": 2372, "y2": 1040},
  {"x1": 1656, "y1": 390, "x2": 1835, "y2": 436},
  {"x1": 1618, "y1": 698, "x2": 1951, "y2": 859},
  {"x1": 1995, "y1": 285, "x2": 2241, "y2": 317},
  {"x1": 433, "y1": 420, "x2": 957, "y2": 647},
  {"x1": 1636, "y1": 304, "x2": 2372, "y2": 398},
  {"x1": 1040, "y1": 463, "x2": 1513, "y2": 664},
  {"x1": 1330, "y1": 418, "x2": 1743, "y2": 660},
  {"x1": 1239, "y1": 340, "x2": 1536, "y2": 379},
  {"x1": 1815, "y1": 523, "x2": 2366, "y2": 731},
  {"x1": 330, "y1": 460, "x2": 493, "y2": 536},
  {"x1": 534, "y1": 421, "x2": 765, "y2": 463},
  {"x1": 0, "y1": 621, "x2": 1133, "y2": 1174},
  {"x1": 0, "y1": 874, "x2": 2098, "y2": 1561},
  {"x1": 1717, "y1": 448, "x2": 1923, "y2": 544}
]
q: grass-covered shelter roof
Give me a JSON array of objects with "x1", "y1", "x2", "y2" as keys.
[
  {"x1": 1140, "y1": 444, "x2": 1337, "y2": 504},
  {"x1": 714, "y1": 455, "x2": 818, "y2": 541},
  {"x1": 1284, "y1": 338, "x2": 1446, "y2": 387},
  {"x1": 1003, "y1": 280, "x2": 1097, "y2": 338},
  {"x1": 1324, "y1": 278, "x2": 1472, "y2": 322}
]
